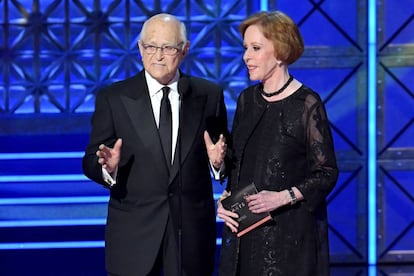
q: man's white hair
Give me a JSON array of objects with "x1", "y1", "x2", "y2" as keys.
[{"x1": 139, "y1": 13, "x2": 187, "y2": 49}]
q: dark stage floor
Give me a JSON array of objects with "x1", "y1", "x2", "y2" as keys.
[{"x1": 1, "y1": 248, "x2": 414, "y2": 276}]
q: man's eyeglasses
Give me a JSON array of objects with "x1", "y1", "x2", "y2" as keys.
[{"x1": 141, "y1": 42, "x2": 183, "y2": 56}]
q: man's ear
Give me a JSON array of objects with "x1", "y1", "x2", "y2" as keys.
[
  {"x1": 182, "y1": 41, "x2": 190, "y2": 56},
  {"x1": 137, "y1": 40, "x2": 143, "y2": 56}
]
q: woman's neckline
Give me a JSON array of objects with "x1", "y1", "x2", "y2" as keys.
[{"x1": 258, "y1": 82, "x2": 303, "y2": 103}]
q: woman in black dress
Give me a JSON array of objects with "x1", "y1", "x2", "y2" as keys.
[{"x1": 218, "y1": 11, "x2": 338, "y2": 276}]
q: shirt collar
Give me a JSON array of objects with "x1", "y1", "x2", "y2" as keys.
[{"x1": 145, "y1": 71, "x2": 180, "y2": 97}]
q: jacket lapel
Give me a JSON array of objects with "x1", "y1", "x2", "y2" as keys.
[
  {"x1": 120, "y1": 73, "x2": 170, "y2": 174},
  {"x1": 169, "y1": 86, "x2": 207, "y2": 183},
  {"x1": 119, "y1": 72, "x2": 207, "y2": 183}
]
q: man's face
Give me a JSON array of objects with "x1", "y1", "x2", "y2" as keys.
[{"x1": 138, "y1": 18, "x2": 188, "y2": 85}]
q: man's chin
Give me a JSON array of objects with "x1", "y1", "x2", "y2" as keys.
[{"x1": 148, "y1": 71, "x2": 171, "y2": 84}]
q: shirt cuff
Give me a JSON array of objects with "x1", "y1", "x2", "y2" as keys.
[
  {"x1": 102, "y1": 167, "x2": 117, "y2": 187},
  {"x1": 210, "y1": 160, "x2": 225, "y2": 180}
]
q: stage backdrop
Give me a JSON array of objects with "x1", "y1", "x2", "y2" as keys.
[{"x1": 0, "y1": 0, "x2": 413, "y2": 275}]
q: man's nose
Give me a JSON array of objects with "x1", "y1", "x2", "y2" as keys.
[{"x1": 154, "y1": 47, "x2": 165, "y2": 58}]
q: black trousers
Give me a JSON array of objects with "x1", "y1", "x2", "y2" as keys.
[
  {"x1": 108, "y1": 216, "x2": 180, "y2": 276},
  {"x1": 148, "y1": 216, "x2": 180, "y2": 276}
]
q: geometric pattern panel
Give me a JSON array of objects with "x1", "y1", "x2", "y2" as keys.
[
  {"x1": 377, "y1": 65, "x2": 414, "y2": 153},
  {"x1": 377, "y1": 168, "x2": 414, "y2": 262},
  {"x1": 376, "y1": 0, "x2": 414, "y2": 264},
  {"x1": 0, "y1": 0, "x2": 260, "y2": 115},
  {"x1": 3, "y1": 0, "x2": 414, "y2": 266},
  {"x1": 327, "y1": 165, "x2": 367, "y2": 263}
]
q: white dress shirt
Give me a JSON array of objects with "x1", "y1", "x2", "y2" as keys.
[{"x1": 146, "y1": 71, "x2": 180, "y2": 164}]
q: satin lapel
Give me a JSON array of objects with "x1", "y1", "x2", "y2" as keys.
[
  {"x1": 169, "y1": 93, "x2": 207, "y2": 183},
  {"x1": 120, "y1": 81, "x2": 169, "y2": 173}
]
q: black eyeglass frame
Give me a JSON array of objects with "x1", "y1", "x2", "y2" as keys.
[{"x1": 140, "y1": 41, "x2": 184, "y2": 55}]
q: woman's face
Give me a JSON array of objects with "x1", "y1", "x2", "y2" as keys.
[{"x1": 243, "y1": 24, "x2": 279, "y2": 82}]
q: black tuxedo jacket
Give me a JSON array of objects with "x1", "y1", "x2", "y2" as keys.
[{"x1": 82, "y1": 70, "x2": 228, "y2": 276}]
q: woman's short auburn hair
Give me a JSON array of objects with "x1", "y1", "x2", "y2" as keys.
[{"x1": 240, "y1": 11, "x2": 304, "y2": 65}]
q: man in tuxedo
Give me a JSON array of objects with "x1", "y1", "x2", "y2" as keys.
[{"x1": 82, "y1": 13, "x2": 228, "y2": 276}]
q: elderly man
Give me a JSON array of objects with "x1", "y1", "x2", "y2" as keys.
[{"x1": 82, "y1": 13, "x2": 228, "y2": 276}]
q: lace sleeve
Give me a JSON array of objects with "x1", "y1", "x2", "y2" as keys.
[{"x1": 298, "y1": 94, "x2": 339, "y2": 212}]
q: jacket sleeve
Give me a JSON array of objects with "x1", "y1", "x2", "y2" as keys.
[{"x1": 82, "y1": 87, "x2": 122, "y2": 188}]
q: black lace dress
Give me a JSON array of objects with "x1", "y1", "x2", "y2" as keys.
[{"x1": 219, "y1": 84, "x2": 338, "y2": 276}]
